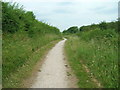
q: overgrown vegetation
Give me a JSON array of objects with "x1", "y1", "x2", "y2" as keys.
[
  {"x1": 2, "y1": 1, "x2": 119, "y2": 88},
  {"x1": 64, "y1": 21, "x2": 118, "y2": 88},
  {"x1": 63, "y1": 26, "x2": 78, "y2": 34},
  {"x1": 2, "y1": 2, "x2": 61, "y2": 87}
]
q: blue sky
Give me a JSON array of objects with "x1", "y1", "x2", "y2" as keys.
[{"x1": 4, "y1": 0, "x2": 119, "y2": 32}]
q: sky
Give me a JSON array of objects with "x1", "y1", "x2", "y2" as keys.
[{"x1": 3, "y1": 0, "x2": 119, "y2": 32}]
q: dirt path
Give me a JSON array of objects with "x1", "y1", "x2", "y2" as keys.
[{"x1": 31, "y1": 39, "x2": 77, "y2": 88}]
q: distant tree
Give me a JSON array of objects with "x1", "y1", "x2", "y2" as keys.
[
  {"x1": 63, "y1": 26, "x2": 78, "y2": 34},
  {"x1": 99, "y1": 21, "x2": 107, "y2": 30},
  {"x1": 63, "y1": 30, "x2": 67, "y2": 33},
  {"x1": 79, "y1": 26, "x2": 85, "y2": 31}
]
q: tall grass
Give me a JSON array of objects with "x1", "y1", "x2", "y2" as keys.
[
  {"x1": 3, "y1": 31, "x2": 61, "y2": 87},
  {"x1": 65, "y1": 29, "x2": 118, "y2": 88},
  {"x1": 65, "y1": 37, "x2": 98, "y2": 88}
]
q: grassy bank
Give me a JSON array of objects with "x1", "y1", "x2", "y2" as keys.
[
  {"x1": 3, "y1": 31, "x2": 61, "y2": 88},
  {"x1": 3, "y1": 37, "x2": 61, "y2": 88},
  {"x1": 65, "y1": 37, "x2": 98, "y2": 88},
  {"x1": 64, "y1": 29, "x2": 118, "y2": 88}
]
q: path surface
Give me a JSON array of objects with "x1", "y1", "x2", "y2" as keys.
[{"x1": 31, "y1": 39, "x2": 75, "y2": 88}]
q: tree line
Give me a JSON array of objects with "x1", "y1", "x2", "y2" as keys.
[
  {"x1": 63, "y1": 21, "x2": 119, "y2": 34},
  {"x1": 2, "y1": 2, "x2": 61, "y2": 36}
]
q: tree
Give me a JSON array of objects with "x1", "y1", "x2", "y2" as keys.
[
  {"x1": 63, "y1": 26, "x2": 78, "y2": 34},
  {"x1": 99, "y1": 21, "x2": 107, "y2": 30}
]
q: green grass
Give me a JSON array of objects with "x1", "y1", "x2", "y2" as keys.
[
  {"x1": 3, "y1": 31, "x2": 61, "y2": 88},
  {"x1": 64, "y1": 29, "x2": 118, "y2": 88},
  {"x1": 65, "y1": 37, "x2": 97, "y2": 88}
]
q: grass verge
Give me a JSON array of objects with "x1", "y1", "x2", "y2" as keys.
[
  {"x1": 64, "y1": 30, "x2": 118, "y2": 88},
  {"x1": 65, "y1": 37, "x2": 98, "y2": 88},
  {"x1": 3, "y1": 38, "x2": 61, "y2": 88}
]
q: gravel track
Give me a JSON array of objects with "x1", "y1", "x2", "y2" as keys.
[{"x1": 31, "y1": 39, "x2": 74, "y2": 88}]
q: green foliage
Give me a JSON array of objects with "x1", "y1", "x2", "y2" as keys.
[
  {"x1": 99, "y1": 21, "x2": 107, "y2": 30},
  {"x1": 63, "y1": 26, "x2": 78, "y2": 34},
  {"x1": 78, "y1": 21, "x2": 118, "y2": 32},
  {"x1": 2, "y1": 2, "x2": 24, "y2": 33},
  {"x1": 65, "y1": 29, "x2": 118, "y2": 88},
  {"x1": 2, "y1": 2, "x2": 61, "y2": 35},
  {"x1": 64, "y1": 21, "x2": 118, "y2": 88},
  {"x1": 2, "y1": 2, "x2": 62, "y2": 87}
]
